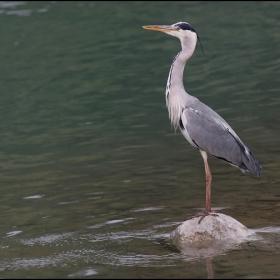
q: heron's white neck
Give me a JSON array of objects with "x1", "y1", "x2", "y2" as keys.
[{"x1": 165, "y1": 35, "x2": 197, "y2": 129}]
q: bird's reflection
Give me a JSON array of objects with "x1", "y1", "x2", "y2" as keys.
[
  {"x1": 177, "y1": 239, "x2": 243, "y2": 278},
  {"x1": 206, "y1": 258, "x2": 213, "y2": 279}
]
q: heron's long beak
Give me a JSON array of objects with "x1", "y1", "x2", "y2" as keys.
[{"x1": 142, "y1": 25, "x2": 177, "y2": 32}]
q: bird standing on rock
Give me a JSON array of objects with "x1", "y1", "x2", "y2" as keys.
[{"x1": 142, "y1": 21, "x2": 263, "y2": 223}]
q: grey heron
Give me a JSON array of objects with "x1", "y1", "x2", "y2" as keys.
[{"x1": 142, "y1": 22, "x2": 263, "y2": 222}]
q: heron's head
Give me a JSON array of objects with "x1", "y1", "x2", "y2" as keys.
[
  {"x1": 143, "y1": 21, "x2": 204, "y2": 56},
  {"x1": 143, "y1": 21, "x2": 197, "y2": 42}
]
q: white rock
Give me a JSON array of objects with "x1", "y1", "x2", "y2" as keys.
[{"x1": 170, "y1": 213, "x2": 257, "y2": 259}]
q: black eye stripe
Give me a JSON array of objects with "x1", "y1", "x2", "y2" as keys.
[{"x1": 175, "y1": 22, "x2": 196, "y2": 33}]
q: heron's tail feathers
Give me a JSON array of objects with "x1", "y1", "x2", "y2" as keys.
[
  {"x1": 227, "y1": 130, "x2": 263, "y2": 178},
  {"x1": 239, "y1": 148, "x2": 263, "y2": 178}
]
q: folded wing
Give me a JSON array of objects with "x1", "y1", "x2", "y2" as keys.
[{"x1": 180, "y1": 106, "x2": 263, "y2": 177}]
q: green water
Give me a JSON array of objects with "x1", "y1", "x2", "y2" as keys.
[{"x1": 0, "y1": 1, "x2": 279, "y2": 278}]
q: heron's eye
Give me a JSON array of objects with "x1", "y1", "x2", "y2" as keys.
[
  {"x1": 175, "y1": 22, "x2": 196, "y2": 33},
  {"x1": 173, "y1": 26, "x2": 180, "y2": 31}
]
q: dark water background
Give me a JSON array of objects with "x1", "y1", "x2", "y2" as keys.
[{"x1": 0, "y1": 1, "x2": 279, "y2": 278}]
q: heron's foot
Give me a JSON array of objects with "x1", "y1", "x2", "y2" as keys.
[{"x1": 186, "y1": 209, "x2": 219, "y2": 224}]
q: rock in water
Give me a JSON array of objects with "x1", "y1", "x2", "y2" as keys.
[{"x1": 171, "y1": 213, "x2": 256, "y2": 252}]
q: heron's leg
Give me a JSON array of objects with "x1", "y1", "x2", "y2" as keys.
[
  {"x1": 200, "y1": 150, "x2": 212, "y2": 214},
  {"x1": 186, "y1": 150, "x2": 219, "y2": 224}
]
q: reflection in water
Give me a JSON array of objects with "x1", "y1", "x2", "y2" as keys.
[
  {"x1": 179, "y1": 241, "x2": 242, "y2": 261},
  {"x1": 206, "y1": 258, "x2": 213, "y2": 279}
]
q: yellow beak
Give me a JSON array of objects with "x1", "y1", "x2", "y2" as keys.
[{"x1": 142, "y1": 25, "x2": 177, "y2": 32}]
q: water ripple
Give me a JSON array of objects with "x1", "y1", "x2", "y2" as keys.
[
  {"x1": 6, "y1": 231, "x2": 22, "y2": 238},
  {"x1": 0, "y1": 1, "x2": 26, "y2": 8},
  {"x1": 20, "y1": 232, "x2": 74, "y2": 246},
  {"x1": 23, "y1": 195, "x2": 45, "y2": 199},
  {"x1": 6, "y1": 9, "x2": 32, "y2": 16},
  {"x1": 131, "y1": 206, "x2": 164, "y2": 212}
]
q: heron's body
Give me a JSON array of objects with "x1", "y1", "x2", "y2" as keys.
[{"x1": 143, "y1": 22, "x2": 263, "y2": 222}]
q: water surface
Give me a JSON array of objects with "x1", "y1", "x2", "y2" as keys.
[{"x1": 0, "y1": 1, "x2": 280, "y2": 278}]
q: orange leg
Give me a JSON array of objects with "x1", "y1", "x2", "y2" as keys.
[
  {"x1": 186, "y1": 150, "x2": 219, "y2": 224},
  {"x1": 202, "y1": 150, "x2": 212, "y2": 214}
]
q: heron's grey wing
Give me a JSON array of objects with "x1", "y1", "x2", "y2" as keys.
[{"x1": 180, "y1": 106, "x2": 262, "y2": 177}]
